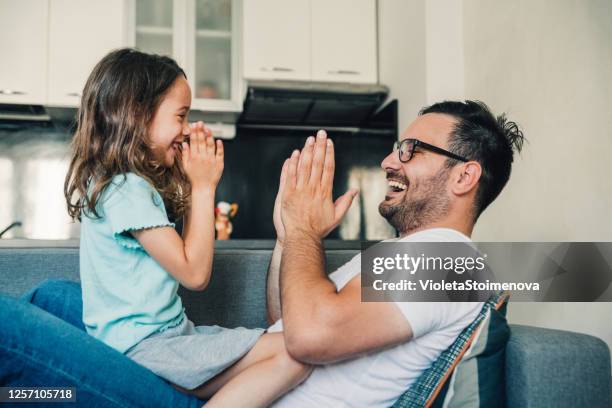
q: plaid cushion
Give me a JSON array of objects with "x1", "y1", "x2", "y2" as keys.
[{"x1": 392, "y1": 292, "x2": 509, "y2": 408}]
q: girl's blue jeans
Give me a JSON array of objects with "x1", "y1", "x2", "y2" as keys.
[{"x1": 0, "y1": 280, "x2": 205, "y2": 407}]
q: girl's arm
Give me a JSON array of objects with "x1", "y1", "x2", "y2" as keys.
[
  {"x1": 181, "y1": 208, "x2": 190, "y2": 239},
  {"x1": 132, "y1": 122, "x2": 223, "y2": 291}
]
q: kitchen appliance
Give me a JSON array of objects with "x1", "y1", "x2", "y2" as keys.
[{"x1": 238, "y1": 80, "x2": 395, "y2": 135}]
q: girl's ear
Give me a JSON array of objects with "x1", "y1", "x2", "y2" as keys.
[{"x1": 452, "y1": 161, "x2": 481, "y2": 196}]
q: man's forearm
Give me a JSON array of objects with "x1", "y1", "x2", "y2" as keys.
[
  {"x1": 280, "y1": 234, "x2": 337, "y2": 336},
  {"x1": 266, "y1": 239, "x2": 284, "y2": 324}
]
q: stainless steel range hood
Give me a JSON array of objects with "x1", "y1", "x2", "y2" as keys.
[
  {"x1": 0, "y1": 81, "x2": 396, "y2": 137},
  {"x1": 0, "y1": 104, "x2": 51, "y2": 122},
  {"x1": 238, "y1": 81, "x2": 396, "y2": 135}
]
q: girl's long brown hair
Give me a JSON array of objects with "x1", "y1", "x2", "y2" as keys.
[{"x1": 64, "y1": 48, "x2": 190, "y2": 221}]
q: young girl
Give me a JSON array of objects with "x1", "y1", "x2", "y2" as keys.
[{"x1": 64, "y1": 48, "x2": 310, "y2": 407}]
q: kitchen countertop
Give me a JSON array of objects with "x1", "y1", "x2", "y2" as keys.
[{"x1": 0, "y1": 239, "x2": 367, "y2": 250}]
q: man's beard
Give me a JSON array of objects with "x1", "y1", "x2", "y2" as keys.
[{"x1": 378, "y1": 167, "x2": 451, "y2": 235}]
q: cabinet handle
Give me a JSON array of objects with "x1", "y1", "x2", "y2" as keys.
[
  {"x1": 261, "y1": 67, "x2": 294, "y2": 73},
  {"x1": 0, "y1": 89, "x2": 26, "y2": 95},
  {"x1": 328, "y1": 70, "x2": 360, "y2": 75},
  {"x1": 66, "y1": 92, "x2": 82, "y2": 97}
]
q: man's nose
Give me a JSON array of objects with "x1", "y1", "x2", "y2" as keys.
[{"x1": 381, "y1": 150, "x2": 401, "y2": 172}]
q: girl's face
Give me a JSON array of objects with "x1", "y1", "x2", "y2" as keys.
[{"x1": 149, "y1": 77, "x2": 192, "y2": 167}]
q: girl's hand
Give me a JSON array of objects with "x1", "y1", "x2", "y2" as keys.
[{"x1": 182, "y1": 121, "x2": 224, "y2": 189}]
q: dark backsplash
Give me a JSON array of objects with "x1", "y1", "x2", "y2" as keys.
[
  {"x1": 215, "y1": 129, "x2": 396, "y2": 239},
  {"x1": 0, "y1": 124, "x2": 396, "y2": 240}
]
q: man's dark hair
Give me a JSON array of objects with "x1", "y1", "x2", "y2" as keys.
[{"x1": 420, "y1": 100, "x2": 525, "y2": 219}]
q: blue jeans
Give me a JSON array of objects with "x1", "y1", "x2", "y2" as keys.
[{"x1": 0, "y1": 280, "x2": 204, "y2": 407}]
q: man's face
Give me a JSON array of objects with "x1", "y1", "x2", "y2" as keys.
[{"x1": 379, "y1": 113, "x2": 457, "y2": 234}]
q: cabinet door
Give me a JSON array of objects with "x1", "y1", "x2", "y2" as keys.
[
  {"x1": 243, "y1": 0, "x2": 310, "y2": 81},
  {"x1": 134, "y1": 0, "x2": 174, "y2": 58},
  {"x1": 0, "y1": 0, "x2": 48, "y2": 105},
  {"x1": 190, "y1": 0, "x2": 241, "y2": 111},
  {"x1": 48, "y1": 0, "x2": 128, "y2": 107},
  {"x1": 311, "y1": 0, "x2": 377, "y2": 84}
]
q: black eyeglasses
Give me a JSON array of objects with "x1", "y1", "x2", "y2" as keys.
[{"x1": 393, "y1": 139, "x2": 468, "y2": 163}]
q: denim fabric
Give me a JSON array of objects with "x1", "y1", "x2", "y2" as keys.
[
  {"x1": 22, "y1": 279, "x2": 85, "y2": 330},
  {"x1": 0, "y1": 284, "x2": 204, "y2": 408}
]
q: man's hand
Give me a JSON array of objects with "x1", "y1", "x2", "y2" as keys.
[{"x1": 281, "y1": 130, "x2": 358, "y2": 240}]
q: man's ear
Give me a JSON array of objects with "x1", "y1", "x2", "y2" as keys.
[{"x1": 451, "y1": 161, "x2": 481, "y2": 196}]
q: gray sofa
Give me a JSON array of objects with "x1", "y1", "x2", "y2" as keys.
[{"x1": 0, "y1": 240, "x2": 610, "y2": 407}]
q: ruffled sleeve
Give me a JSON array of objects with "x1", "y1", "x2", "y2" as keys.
[{"x1": 102, "y1": 174, "x2": 175, "y2": 250}]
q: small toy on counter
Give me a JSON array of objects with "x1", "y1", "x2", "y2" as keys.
[{"x1": 215, "y1": 201, "x2": 238, "y2": 240}]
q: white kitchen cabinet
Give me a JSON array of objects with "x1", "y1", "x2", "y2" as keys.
[
  {"x1": 242, "y1": 0, "x2": 377, "y2": 84},
  {"x1": 242, "y1": 0, "x2": 311, "y2": 81},
  {"x1": 47, "y1": 0, "x2": 129, "y2": 107},
  {"x1": 311, "y1": 0, "x2": 377, "y2": 84},
  {"x1": 133, "y1": 0, "x2": 175, "y2": 59},
  {"x1": 0, "y1": 0, "x2": 48, "y2": 105},
  {"x1": 132, "y1": 0, "x2": 242, "y2": 112},
  {"x1": 189, "y1": 0, "x2": 242, "y2": 111}
]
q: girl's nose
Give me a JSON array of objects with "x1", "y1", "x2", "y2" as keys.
[{"x1": 183, "y1": 121, "x2": 191, "y2": 136}]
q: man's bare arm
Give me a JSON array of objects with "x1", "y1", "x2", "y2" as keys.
[
  {"x1": 281, "y1": 235, "x2": 413, "y2": 364},
  {"x1": 266, "y1": 158, "x2": 290, "y2": 324},
  {"x1": 266, "y1": 239, "x2": 283, "y2": 324},
  {"x1": 277, "y1": 131, "x2": 413, "y2": 364}
]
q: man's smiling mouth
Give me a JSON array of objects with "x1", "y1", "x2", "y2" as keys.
[
  {"x1": 383, "y1": 172, "x2": 409, "y2": 202},
  {"x1": 388, "y1": 179, "x2": 407, "y2": 193}
]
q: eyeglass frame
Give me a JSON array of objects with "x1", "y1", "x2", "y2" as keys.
[{"x1": 393, "y1": 138, "x2": 469, "y2": 163}]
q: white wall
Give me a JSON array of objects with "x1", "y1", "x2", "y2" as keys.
[
  {"x1": 378, "y1": 0, "x2": 427, "y2": 132},
  {"x1": 463, "y1": 0, "x2": 612, "y2": 349},
  {"x1": 378, "y1": 0, "x2": 465, "y2": 127},
  {"x1": 425, "y1": 0, "x2": 464, "y2": 104},
  {"x1": 381, "y1": 0, "x2": 612, "y2": 349},
  {"x1": 465, "y1": 0, "x2": 612, "y2": 243}
]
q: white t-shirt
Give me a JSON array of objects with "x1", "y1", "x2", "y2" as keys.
[{"x1": 270, "y1": 228, "x2": 484, "y2": 408}]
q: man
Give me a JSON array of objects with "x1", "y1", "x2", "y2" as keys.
[{"x1": 266, "y1": 100, "x2": 525, "y2": 407}]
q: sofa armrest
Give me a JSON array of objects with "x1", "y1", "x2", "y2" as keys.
[{"x1": 506, "y1": 324, "x2": 611, "y2": 408}]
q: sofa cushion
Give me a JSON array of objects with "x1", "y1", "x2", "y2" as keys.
[
  {"x1": 506, "y1": 325, "x2": 611, "y2": 408},
  {"x1": 432, "y1": 297, "x2": 509, "y2": 407},
  {"x1": 0, "y1": 245, "x2": 360, "y2": 329},
  {"x1": 392, "y1": 292, "x2": 510, "y2": 408},
  {"x1": 0, "y1": 248, "x2": 80, "y2": 298}
]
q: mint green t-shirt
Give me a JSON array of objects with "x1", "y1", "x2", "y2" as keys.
[{"x1": 80, "y1": 173, "x2": 185, "y2": 353}]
